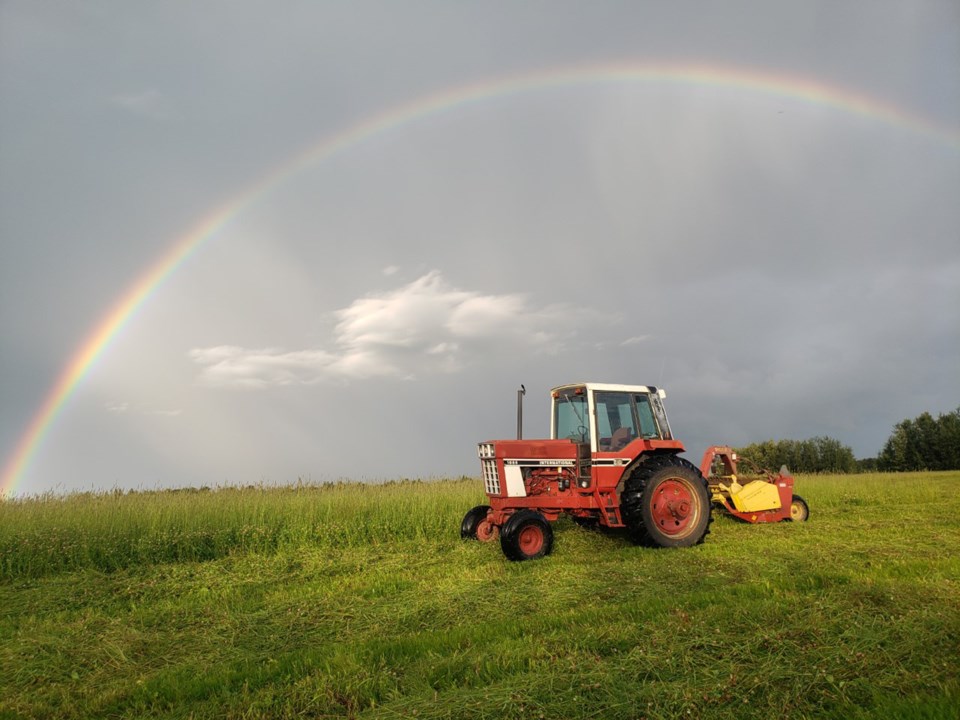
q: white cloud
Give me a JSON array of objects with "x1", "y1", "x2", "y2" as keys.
[
  {"x1": 189, "y1": 346, "x2": 339, "y2": 388},
  {"x1": 381, "y1": 265, "x2": 400, "y2": 276},
  {"x1": 190, "y1": 271, "x2": 590, "y2": 388},
  {"x1": 104, "y1": 401, "x2": 181, "y2": 416}
]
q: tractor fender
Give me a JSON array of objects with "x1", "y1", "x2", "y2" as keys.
[{"x1": 614, "y1": 449, "x2": 682, "y2": 501}]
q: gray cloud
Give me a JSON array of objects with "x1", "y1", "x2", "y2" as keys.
[{"x1": 1, "y1": 1, "x2": 957, "y2": 494}]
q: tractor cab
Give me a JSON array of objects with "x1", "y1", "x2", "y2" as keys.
[{"x1": 551, "y1": 383, "x2": 673, "y2": 452}]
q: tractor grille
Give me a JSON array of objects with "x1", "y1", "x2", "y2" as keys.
[{"x1": 481, "y1": 459, "x2": 501, "y2": 495}]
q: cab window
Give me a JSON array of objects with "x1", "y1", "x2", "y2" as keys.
[
  {"x1": 594, "y1": 391, "x2": 638, "y2": 451},
  {"x1": 634, "y1": 394, "x2": 659, "y2": 439},
  {"x1": 651, "y1": 393, "x2": 673, "y2": 439}
]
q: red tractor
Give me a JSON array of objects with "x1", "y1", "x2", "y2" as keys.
[{"x1": 461, "y1": 383, "x2": 713, "y2": 561}]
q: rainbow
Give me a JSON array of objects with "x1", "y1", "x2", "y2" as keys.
[{"x1": 3, "y1": 61, "x2": 957, "y2": 497}]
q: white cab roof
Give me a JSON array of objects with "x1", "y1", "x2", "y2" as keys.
[{"x1": 550, "y1": 382, "x2": 658, "y2": 394}]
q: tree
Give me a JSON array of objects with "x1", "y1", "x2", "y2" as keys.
[
  {"x1": 734, "y1": 436, "x2": 856, "y2": 473},
  {"x1": 878, "y1": 407, "x2": 960, "y2": 471},
  {"x1": 856, "y1": 457, "x2": 878, "y2": 472}
]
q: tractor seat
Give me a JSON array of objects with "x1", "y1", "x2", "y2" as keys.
[{"x1": 609, "y1": 427, "x2": 632, "y2": 451}]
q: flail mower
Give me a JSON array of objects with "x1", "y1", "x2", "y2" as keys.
[{"x1": 461, "y1": 383, "x2": 808, "y2": 561}]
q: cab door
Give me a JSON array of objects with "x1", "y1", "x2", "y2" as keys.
[{"x1": 591, "y1": 391, "x2": 639, "y2": 491}]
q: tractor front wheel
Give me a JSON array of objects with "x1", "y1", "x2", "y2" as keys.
[
  {"x1": 460, "y1": 505, "x2": 492, "y2": 540},
  {"x1": 788, "y1": 495, "x2": 809, "y2": 522},
  {"x1": 620, "y1": 455, "x2": 712, "y2": 548},
  {"x1": 500, "y1": 510, "x2": 553, "y2": 561}
]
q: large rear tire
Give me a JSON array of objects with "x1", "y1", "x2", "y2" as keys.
[
  {"x1": 620, "y1": 455, "x2": 712, "y2": 548},
  {"x1": 500, "y1": 510, "x2": 553, "y2": 561}
]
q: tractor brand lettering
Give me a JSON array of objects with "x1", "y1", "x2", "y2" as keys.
[{"x1": 504, "y1": 459, "x2": 576, "y2": 467}]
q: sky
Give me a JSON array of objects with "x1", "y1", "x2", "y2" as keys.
[{"x1": 1, "y1": 1, "x2": 958, "y2": 497}]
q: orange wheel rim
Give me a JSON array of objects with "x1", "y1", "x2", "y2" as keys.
[
  {"x1": 517, "y1": 525, "x2": 544, "y2": 555},
  {"x1": 650, "y1": 478, "x2": 700, "y2": 537}
]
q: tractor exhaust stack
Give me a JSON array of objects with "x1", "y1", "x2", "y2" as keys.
[{"x1": 517, "y1": 384, "x2": 525, "y2": 439}]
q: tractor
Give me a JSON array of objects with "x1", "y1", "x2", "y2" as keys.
[
  {"x1": 461, "y1": 383, "x2": 808, "y2": 561},
  {"x1": 461, "y1": 382, "x2": 712, "y2": 561}
]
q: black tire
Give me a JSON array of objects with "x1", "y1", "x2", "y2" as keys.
[
  {"x1": 620, "y1": 454, "x2": 712, "y2": 548},
  {"x1": 460, "y1": 505, "x2": 491, "y2": 540},
  {"x1": 500, "y1": 510, "x2": 554, "y2": 561},
  {"x1": 788, "y1": 495, "x2": 809, "y2": 522}
]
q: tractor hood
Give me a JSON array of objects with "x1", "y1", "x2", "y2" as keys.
[{"x1": 479, "y1": 438, "x2": 580, "y2": 460}]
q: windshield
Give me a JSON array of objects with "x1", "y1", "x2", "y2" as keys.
[{"x1": 553, "y1": 388, "x2": 589, "y2": 442}]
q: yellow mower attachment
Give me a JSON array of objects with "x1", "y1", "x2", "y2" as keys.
[
  {"x1": 701, "y1": 446, "x2": 808, "y2": 524},
  {"x1": 729, "y1": 480, "x2": 782, "y2": 513}
]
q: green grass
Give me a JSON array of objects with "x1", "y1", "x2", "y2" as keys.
[
  {"x1": 0, "y1": 479, "x2": 472, "y2": 579},
  {"x1": 1, "y1": 472, "x2": 958, "y2": 719}
]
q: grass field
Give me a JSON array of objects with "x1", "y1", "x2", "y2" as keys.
[{"x1": 1, "y1": 472, "x2": 958, "y2": 719}]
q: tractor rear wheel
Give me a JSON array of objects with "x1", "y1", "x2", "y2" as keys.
[
  {"x1": 460, "y1": 505, "x2": 492, "y2": 540},
  {"x1": 500, "y1": 510, "x2": 553, "y2": 561},
  {"x1": 620, "y1": 455, "x2": 712, "y2": 548},
  {"x1": 788, "y1": 495, "x2": 809, "y2": 522}
]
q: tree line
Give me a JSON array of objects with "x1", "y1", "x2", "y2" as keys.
[
  {"x1": 733, "y1": 406, "x2": 960, "y2": 473},
  {"x1": 733, "y1": 436, "x2": 857, "y2": 474},
  {"x1": 875, "y1": 407, "x2": 960, "y2": 471}
]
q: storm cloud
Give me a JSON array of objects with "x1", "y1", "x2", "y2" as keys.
[{"x1": 1, "y1": 1, "x2": 957, "y2": 494}]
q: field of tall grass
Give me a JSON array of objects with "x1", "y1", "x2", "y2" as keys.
[
  {"x1": 0, "y1": 479, "x2": 479, "y2": 580},
  {"x1": 1, "y1": 472, "x2": 958, "y2": 718}
]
